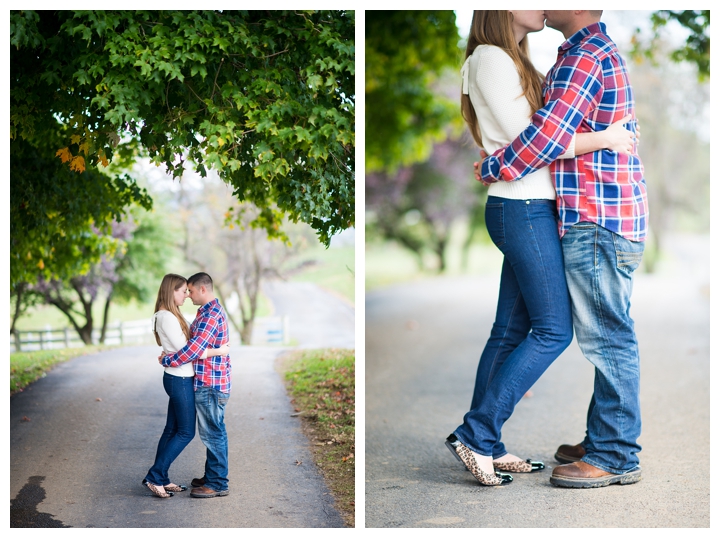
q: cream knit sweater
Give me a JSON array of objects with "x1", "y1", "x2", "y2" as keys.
[
  {"x1": 462, "y1": 44, "x2": 575, "y2": 200},
  {"x1": 153, "y1": 310, "x2": 194, "y2": 377}
]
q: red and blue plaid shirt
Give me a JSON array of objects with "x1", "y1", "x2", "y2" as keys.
[
  {"x1": 161, "y1": 298, "x2": 231, "y2": 393},
  {"x1": 481, "y1": 22, "x2": 649, "y2": 241}
]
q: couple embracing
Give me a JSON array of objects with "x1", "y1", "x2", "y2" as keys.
[
  {"x1": 446, "y1": 10, "x2": 648, "y2": 489},
  {"x1": 142, "y1": 272, "x2": 232, "y2": 499}
]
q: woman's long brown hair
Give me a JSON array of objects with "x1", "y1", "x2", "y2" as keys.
[
  {"x1": 461, "y1": 10, "x2": 544, "y2": 147},
  {"x1": 153, "y1": 274, "x2": 192, "y2": 345}
]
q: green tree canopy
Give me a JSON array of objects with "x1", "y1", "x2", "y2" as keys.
[
  {"x1": 10, "y1": 133, "x2": 152, "y2": 287},
  {"x1": 365, "y1": 10, "x2": 460, "y2": 173},
  {"x1": 631, "y1": 10, "x2": 710, "y2": 81},
  {"x1": 11, "y1": 10, "x2": 355, "y2": 247}
]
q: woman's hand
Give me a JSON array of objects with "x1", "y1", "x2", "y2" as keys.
[
  {"x1": 474, "y1": 148, "x2": 492, "y2": 186},
  {"x1": 603, "y1": 114, "x2": 636, "y2": 155},
  {"x1": 218, "y1": 343, "x2": 230, "y2": 355}
]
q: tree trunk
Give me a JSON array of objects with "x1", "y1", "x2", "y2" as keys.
[
  {"x1": 78, "y1": 325, "x2": 93, "y2": 345},
  {"x1": 99, "y1": 291, "x2": 113, "y2": 344},
  {"x1": 240, "y1": 320, "x2": 253, "y2": 346},
  {"x1": 10, "y1": 283, "x2": 27, "y2": 343}
]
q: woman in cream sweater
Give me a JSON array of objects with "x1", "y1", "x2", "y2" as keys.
[
  {"x1": 445, "y1": 10, "x2": 636, "y2": 486},
  {"x1": 143, "y1": 274, "x2": 229, "y2": 498}
]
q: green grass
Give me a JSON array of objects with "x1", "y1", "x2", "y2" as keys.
[
  {"x1": 280, "y1": 348, "x2": 355, "y2": 527},
  {"x1": 10, "y1": 346, "x2": 115, "y2": 395},
  {"x1": 291, "y1": 245, "x2": 355, "y2": 304}
]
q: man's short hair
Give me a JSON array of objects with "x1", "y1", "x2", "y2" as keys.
[
  {"x1": 188, "y1": 272, "x2": 213, "y2": 291},
  {"x1": 589, "y1": 10, "x2": 603, "y2": 18}
]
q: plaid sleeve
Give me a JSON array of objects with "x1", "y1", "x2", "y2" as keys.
[
  {"x1": 481, "y1": 52, "x2": 604, "y2": 183},
  {"x1": 161, "y1": 315, "x2": 218, "y2": 367}
]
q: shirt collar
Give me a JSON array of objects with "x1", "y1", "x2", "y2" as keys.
[
  {"x1": 558, "y1": 21, "x2": 607, "y2": 53},
  {"x1": 198, "y1": 298, "x2": 219, "y2": 314}
]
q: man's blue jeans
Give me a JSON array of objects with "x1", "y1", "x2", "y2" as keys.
[
  {"x1": 561, "y1": 223, "x2": 644, "y2": 474},
  {"x1": 454, "y1": 197, "x2": 573, "y2": 457},
  {"x1": 145, "y1": 373, "x2": 196, "y2": 486},
  {"x1": 195, "y1": 386, "x2": 230, "y2": 491}
]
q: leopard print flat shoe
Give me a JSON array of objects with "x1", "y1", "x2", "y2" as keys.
[
  {"x1": 163, "y1": 483, "x2": 188, "y2": 492},
  {"x1": 445, "y1": 434, "x2": 513, "y2": 486},
  {"x1": 493, "y1": 459, "x2": 545, "y2": 473},
  {"x1": 144, "y1": 481, "x2": 174, "y2": 498}
]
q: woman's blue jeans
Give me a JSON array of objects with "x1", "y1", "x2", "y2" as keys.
[
  {"x1": 454, "y1": 197, "x2": 573, "y2": 457},
  {"x1": 195, "y1": 387, "x2": 230, "y2": 492},
  {"x1": 561, "y1": 223, "x2": 644, "y2": 474},
  {"x1": 145, "y1": 373, "x2": 196, "y2": 486}
]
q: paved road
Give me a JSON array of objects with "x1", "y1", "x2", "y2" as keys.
[
  {"x1": 10, "y1": 282, "x2": 354, "y2": 528},
  {"x1": 365, "y1": 234, "x2": 709, "y2": 528},
  {"x1": 263, "y1": 280, "x2": 355, "y2": 349}
]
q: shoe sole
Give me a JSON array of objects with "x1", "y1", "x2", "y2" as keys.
[
  {"x1": 550, "y1": 469, "x2": 642, "y2": 488},
  {"x1": 190, "y1": 490, "x2": 229, "y2": 498}
]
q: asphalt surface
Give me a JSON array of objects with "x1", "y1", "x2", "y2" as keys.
[
  {"x1": 10, "y1": 282, "x2": 354, "y2": 528},
  {"x1": 263, "y1": 280, "x2": 356, "y2": 350},
  {"x1": 365, "y1": 234, "x2": 710, "y2": 528}
]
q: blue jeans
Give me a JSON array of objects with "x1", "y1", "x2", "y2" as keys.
[
  {"x1": 561, "y1": 223, "x2": 644, "y2": 474},
  {"x1": 195, "y1": 387, "x2": 230, "y2": 491},
  {"x1": 454, "y1": 197, "x2": 573, "y2": 456},
  {"x1": 145, "y1": 373, "x2": 196, "y2": 486}
]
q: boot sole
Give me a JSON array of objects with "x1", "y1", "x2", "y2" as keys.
[
  {"x1": 550, "y1": 469, "x2": 642, "y2": 488},
  {"x1": 190, "y1": 490, "x2": 229, "y2": 498}
]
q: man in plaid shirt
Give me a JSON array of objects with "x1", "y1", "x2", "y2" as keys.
[
  {"x1": 161, "y1": 272, "x2": 231, "y2": 497},
  {"x1": 478, "y1": 11, "x2": 648, "y2": 488}
]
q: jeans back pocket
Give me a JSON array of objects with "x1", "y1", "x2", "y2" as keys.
[{"x1": 614, "y1": 235, "x2": 645, "y2": 276}]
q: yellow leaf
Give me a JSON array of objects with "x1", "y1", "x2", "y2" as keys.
[
  {"x1": 79, "y1": 141, "x2": 90, "y2": 155},
  {"x1": 37, "y1": 259, "x2": 45, "y2": 270},
  {"x1": 26, "y1": 251, "x2": 32, "y2": 260},
  {"x1": 70, "y1": 156, "x2": 86, "y2": 173},
  {"x1": 98, "y1": 151, "x2": 109, "y2": 167},
  {"x1": 71, "y1": 134, "x2": 82, "y2": 144},
  {"x1": 217, "y1": 137, "x2": 225, "y2": 147},
  {"x1": 56, "y1": 147, "x2": 73, "y2": 163}
]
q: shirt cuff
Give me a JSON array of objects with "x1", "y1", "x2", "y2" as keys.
[{"x1": 481, "y1": 157, "x2": 500, "y2": 183}]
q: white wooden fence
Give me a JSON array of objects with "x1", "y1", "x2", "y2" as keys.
[{"x1": 11, "y1": 316, "x2": 289, "y2": 353}]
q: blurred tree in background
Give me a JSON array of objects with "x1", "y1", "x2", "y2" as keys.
[
  {"x1": 173, "y1": 177, "x2": 317, "y2": 344},
  {"x1": 366, "y1": 10, "x2": 483, "y2": 272},
  {"x1": 366, "y1": 138, "x2": 483, "y2": 272},
  {"x1": 365, "y1": 10, "x2": 461, "y2": 173},
  {"x1": 631, "y1": 10, "x2": 709, "y2": 81},
  {"x1": 14, "y1": 213, "x2": 170, "y2": 345}
]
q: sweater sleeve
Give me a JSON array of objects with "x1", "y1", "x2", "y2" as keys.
[{"x1": 158, "y1": 312, "x2": 189, "y2": 352}]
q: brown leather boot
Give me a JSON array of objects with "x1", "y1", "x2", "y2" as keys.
[
  {"x1": 554, "y1": 443, "x2": 585, "y2": 464},
  {"x1": 550, "y1": 461, "x2": 642, "y2": 488}
]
